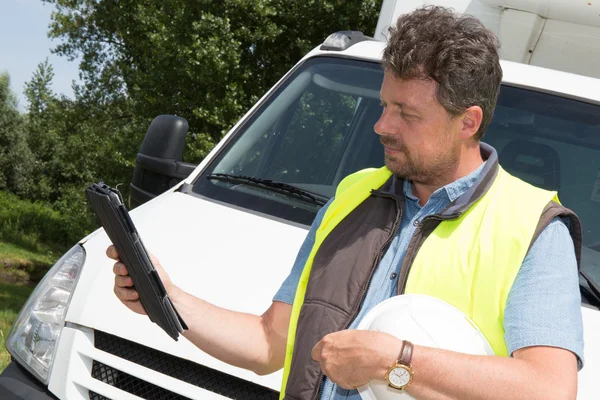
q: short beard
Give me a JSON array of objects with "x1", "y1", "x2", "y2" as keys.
[{"x1": 380, "y1": 136, "x2": 458, "y2": 185}]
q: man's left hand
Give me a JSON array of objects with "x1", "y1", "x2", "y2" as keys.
[{"x1": 311, "y1": 330, "x2": 403, "y2": 390}]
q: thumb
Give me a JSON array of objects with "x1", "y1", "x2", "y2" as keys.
[{"x1": 311, "y1": 340, "x2": 323, "y2": 362}]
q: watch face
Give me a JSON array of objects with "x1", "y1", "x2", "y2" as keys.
[{"x1": 388, "y1": 366, "x2": 411, "y2": 388}]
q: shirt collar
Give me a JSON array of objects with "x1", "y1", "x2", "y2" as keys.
[
  {"x1": 400, "y1": 160, "x2": 487, "y2": 204},
  {"x1": 385, "y1": 142, "x2": 499, "y2": 215}
]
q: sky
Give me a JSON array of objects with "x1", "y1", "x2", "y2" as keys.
[{"x1": 0, "y1": 0, "x2": 80, "y2": 111}]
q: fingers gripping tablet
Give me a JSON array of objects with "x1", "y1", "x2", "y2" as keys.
[{"x1": 85, "y1": 182, "x2": 187, "y2": 341}]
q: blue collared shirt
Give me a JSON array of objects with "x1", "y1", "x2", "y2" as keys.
[{"x1": 274, "y1": 161, "x2": 584, "y2": 400}]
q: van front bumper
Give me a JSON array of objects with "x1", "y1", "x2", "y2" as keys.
[{"x1": 0, "y1": 360, "x2": 58, "y2": 400}]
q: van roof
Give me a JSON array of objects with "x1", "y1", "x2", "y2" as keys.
[{"x1": 306, "y1": 40, "x2": 600, "y2": 104}]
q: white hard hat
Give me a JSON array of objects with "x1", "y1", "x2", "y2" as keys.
[{"x1": 356, "y1": 294, "x2": 494, "y2": 400}]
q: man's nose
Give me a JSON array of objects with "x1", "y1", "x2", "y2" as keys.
[{"x1": 374, "y1": 110, "x2": 391, "y2": 136}]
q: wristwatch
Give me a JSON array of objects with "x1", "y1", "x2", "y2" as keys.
[{"x1": 385, "y1": 340, "x2": 414, "y2": 390}]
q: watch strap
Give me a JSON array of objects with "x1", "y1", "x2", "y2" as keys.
[{"x1": 398, "y1": 340, "x2": 413, "y2": 366}]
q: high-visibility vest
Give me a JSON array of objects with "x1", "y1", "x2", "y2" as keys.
[{"x1": 280, "y1": 166, "x2": 558, "y2": 398}]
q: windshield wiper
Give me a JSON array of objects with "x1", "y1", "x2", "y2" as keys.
[
  {"x1": 207, "y1": 173, "x2": 329, "y2": 206},
  {"x1": 580, "y1": 270, "x2": 600, "y2": 308}
]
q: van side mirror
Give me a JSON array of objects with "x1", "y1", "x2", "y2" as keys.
[{"x1": 130, "y1": 115, "x2": 197, "y2": 208}]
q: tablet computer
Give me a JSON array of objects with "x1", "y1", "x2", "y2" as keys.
[{"x1": 85, "y1": 182, "x2": 187, "y2": 341}]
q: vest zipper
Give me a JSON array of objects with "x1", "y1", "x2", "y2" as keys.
[
  {"x1": 396, "y1": 213, "x2": 461, "y2": 294},
  {"x1": 314, "y1": 375, "x2": 326, "y2": 400},
  {"x1": 312, "y1": 192, "x2": 403, "y2": 400}
]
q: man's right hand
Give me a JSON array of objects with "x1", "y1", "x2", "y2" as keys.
[{"x1": 107, "y1": 244, "x2": 177, "y2": 315}]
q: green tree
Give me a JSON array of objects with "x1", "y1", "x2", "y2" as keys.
[
  {"x1": 0, "y1": 72, "x2": 35, "y2": 197},
  {"x1": 24, "y1": 58, "x2": 55, "y2": 115},
  {"x1": 18, "y1": 59, "x2": 141, "y2": 240},
  {"x1": 44, "y1": 0, "x2": 382, "y2": 161},
  {"x1": 23, "y1": 59, "x2": 61, "y2": 200},
  {"x1": 22, "y1": 58, "x2": 140, "y2": 215}
]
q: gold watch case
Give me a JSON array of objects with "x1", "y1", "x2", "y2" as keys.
[{"x1": 385, "y1": 363, "x2": 413, "y2": 390}]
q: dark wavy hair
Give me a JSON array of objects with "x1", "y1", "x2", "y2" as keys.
[{"x1": 382, "y1": 6, "x2": 502, "y2": 140}]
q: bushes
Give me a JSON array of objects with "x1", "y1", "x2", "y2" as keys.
[{"x1": 0, "y1": 190, "x2": 94, "y2": 254}]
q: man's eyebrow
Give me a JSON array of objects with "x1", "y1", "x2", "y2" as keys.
[{"x1": 379, "y1": 97, "x2": 419, "y2": 113}]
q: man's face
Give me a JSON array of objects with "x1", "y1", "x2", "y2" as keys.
[{"x1": 374, "y1": 71, "x2": 462, "y2": 184}]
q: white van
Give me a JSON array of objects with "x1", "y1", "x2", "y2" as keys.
[{"x1": 2, "y1": 0, "x2": 600, "y2": 399}]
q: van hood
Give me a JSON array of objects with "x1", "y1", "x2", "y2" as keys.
[{"x1": 64, "y1": 191, "x2": 309, "y2": 389}]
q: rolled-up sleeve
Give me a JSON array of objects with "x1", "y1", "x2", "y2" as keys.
[{"x1": 504, "y1": 217, "x2": 584, "y2": 369}]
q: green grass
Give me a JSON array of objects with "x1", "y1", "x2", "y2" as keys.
[
  {"x1": 0, "y1": 190, "x2": 90, "y2": 253},
  {"x1": 0, "y1": 282, "x2": 34, "y2": 373},
  {"x1": 0, "y1": 240, "x2": 55, "y2": 266},
  {"x1": 0, "y1": 242, "x2": 55, "y2": 284}
]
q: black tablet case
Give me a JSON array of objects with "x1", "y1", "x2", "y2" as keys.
[{"x1": 85, "y1": 182, "x2": 187, "y2": 341}]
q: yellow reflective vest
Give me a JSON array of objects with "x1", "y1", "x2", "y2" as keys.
[{"x1": 280, "y1": 165, "x2": 559, "y2": 399}]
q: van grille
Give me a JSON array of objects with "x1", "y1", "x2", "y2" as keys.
[
  {"x1": 90, "y1": 330, "x2": 279, "y2": 399},
  {"x1": 90, "y1": 361, "x2": 184, "y2": 400}
]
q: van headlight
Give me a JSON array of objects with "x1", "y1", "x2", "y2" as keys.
[{"x1": 6, "y1": 245, "x2": 85, "y2": 384}]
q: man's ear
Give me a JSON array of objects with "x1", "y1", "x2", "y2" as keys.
[{"x1": 458, "y1": 106, "x2": 483, "y2": 141}]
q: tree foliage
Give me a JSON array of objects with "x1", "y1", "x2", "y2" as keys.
[
  {"x1": 1, "y1": 0, "x2": 382, "y2": 250},
  {"x1": 44, "y1": 0, "x2": 382, "y2": 160},
  {"x1": 24, "y1": 58, "x2": 55, "y2": 115},
  {"x1": 0, "y1": 72, "x2": 35, "y2": 197}
]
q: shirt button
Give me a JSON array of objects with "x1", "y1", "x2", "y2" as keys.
[{"x1": 390, "y1": 272, "x2": 397, "y2": 280}]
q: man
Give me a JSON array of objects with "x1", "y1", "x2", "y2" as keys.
[{"x1": 110, "y1": 6, "x2": 583, "y2": 400}]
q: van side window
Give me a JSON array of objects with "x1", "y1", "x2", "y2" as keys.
[{"x1": 486, "y1": 86, "x2": 600, "y2": 303}]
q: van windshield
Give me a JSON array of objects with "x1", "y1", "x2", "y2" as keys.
[
  {"x1": 192, "y1": 57, "x2": 385, "y2": 225},
  {"x1": 190, "y1": 56, "x2": 600, "y2": 299}
]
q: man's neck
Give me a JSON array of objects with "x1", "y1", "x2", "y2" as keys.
[{"x1": 411, "y1": 145, "x2": 485, "y2": 207}]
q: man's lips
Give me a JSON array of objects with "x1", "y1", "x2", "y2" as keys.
[{"x1": 384, "y1": 146, "x2": 402, "y2": 155}]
